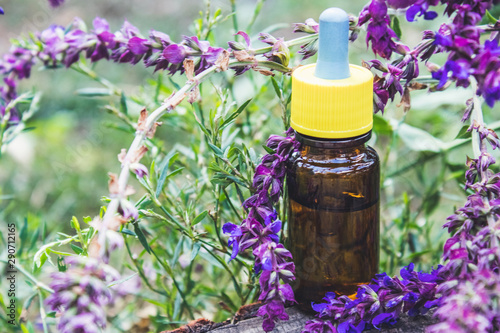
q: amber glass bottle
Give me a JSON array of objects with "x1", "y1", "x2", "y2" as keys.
[{"x1": 287, "y1": 131, "x2": 379, "y2": 307}]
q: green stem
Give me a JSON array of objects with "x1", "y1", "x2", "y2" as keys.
[
  {"x1": 123, "y1": 236, "x2": 169, "y2": 297},
  {"x1": 470, "y1": 81, "x2": 499, "y2": 249},
  {"x1": 37, "y1": 290, "x2": 49, "y2": 333},
  {"x1": 201, "y1": 244, "x2": 243, "y2": 302},
  {"x1": 0, "y1": 260, "x2": 54, "y2": 293},
  {"x1": 222, "y1": 187, "x2": 243, "y2": 221},
  {"x1": 212, "y1": 186, "x2": 224, "y2": 246},
  {"x1": 230, "y1": 0, "x2": 239, "y2": 33},
  {"x1": 246, "y1": 0, "x2": 266, "y2": 33},
  {"x1": 149, "y1": 247, "x2": 195, "y2": 319}
]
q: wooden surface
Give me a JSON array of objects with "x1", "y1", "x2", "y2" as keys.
[{"x1": 165, "y1": 305, "x2": 437, "y2": 333}]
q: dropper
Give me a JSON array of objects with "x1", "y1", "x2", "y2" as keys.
[
  {"x1": 314, "y1": 7, "x2": 351, "y2": 80},
  {"x1": 290, "y1": 7, "x2": 373, "y2": 139}
]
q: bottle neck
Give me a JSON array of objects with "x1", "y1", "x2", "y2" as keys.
[{"x1": 295, "y1": 131, "x2": 371, "y2": 151}]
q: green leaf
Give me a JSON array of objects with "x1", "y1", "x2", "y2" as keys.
[
  {"x1": 195, "y1": 117, "x2": 212, "y2": 138},
  {"x1": 120, "y1": 228, "x2": 137, "y2": 236},
  {"x1": 485, "y1": 10, "x2": 498, "y2": 24},
  {"x1": 392, "y1": 16, "x2": 402, "y2": 39},
  {"x1": 167, "y1": 167, "x2": 184, "y2": 179},
  {"x1": 107, "y1": 273, "x2": 138, "y2": 288},
  {"x1": 133, "y1": 222, "x2": 151, "y2": 254},
  {"x1": 424, "y1": 191, "x2": 441, "y2": 216},
  {"x1": 57, "y1": 256, "x2": 67, "y2": 272},
  {"x1": 210, "y1": 177, "x2": 231, "y2": 187},
  {"x1": 136, "y1": 194, "x2": 153, "y2": 210},
  {"x1": 19, "y1": 219, "x2": 28, "y2": 255},
  {"x1": 173, "y1": 291, "x2": 182, "y2": 319},
  {"x1": 211, "y1": 173, "x2": 248, "y2": 188},
  {"x1": 75, "y1": 88, "x2": 113, "y2": 97},
  {"x1": 208, "y1": 143, "x2": 224, "y2": 157},
  {"x1": 455, "y1": 125, "x2": 471, "y2": 139},
  {"x1": 191, "y1": 243, "x2": 201, "y2": 261},
  {"x1": 172, "y1": 238, "x2": 184, "y2": 266},
  {"x1": 120, "y1": 92, "x2": 128, "y2": 115},
  {"x1": 263, "y1": 145, "x2": 275, "y2": 154},
  {"x1": 155, "y1": 151, "x2": 178, "y2": 198},
  {"x1": 33, "y1": 250, "x2": 48, "y2": 272},
  {"x1": 219, "y1": 292, "x2": 239, "y2": 312},
  {"x1": 71, "y1": 216, "x2": 81, "y2": 232},
  {"x1": 397, "y1": 123, "x2": 444, "y2": 152},
  {"x1": 46, "y1": 312, "x2": 57, "y2": 318},
  {"x1": 270, "y1": 76, "x2": 282, "y2": 99},
  {"x1": 191, "y1": 211, "x2": 208, "y2": 226},
  {"x1": 70, "y1": 243, "x2": 84, "y2": 255},
  {"x1": 220, "y1": 99, "x2": 252, "y2": 130},
  {"x1": 373, "y1": 114, "x2": 393, "y2": 135}
]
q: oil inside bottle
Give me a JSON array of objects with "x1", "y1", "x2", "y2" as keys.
[{"x1": 287, "y1": 132, "x2": 379, "y2": 308}]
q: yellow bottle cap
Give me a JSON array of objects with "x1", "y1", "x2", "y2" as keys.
[{"x1": 291, "y1": 8, "x2": 373, "y2": 139}]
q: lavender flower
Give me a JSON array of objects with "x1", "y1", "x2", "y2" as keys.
[
  {"x1": 293, "y1": 18, "x2": 319, "y2": 34},
  {"x1": 223, "y1": 128, "x2": 300, "y2": 332},
  {"x1": 428, "y1": 269, "x2": 500, "y2": 333},
  {"x1": 358, "y1": 0, "x2": 398, "y2": 59},
  {"x1": 48, "y1": 0, "x2": 65, "y2": 7},
  {"x1": 405, "y1": 1, "x2": 439, "y2": 22},
  {"x1": 355, "y1": 0, "x2": 500, "y2": 112},
  {"x1": 302, "y1": 263, "x2": 443, "y2": 332},
  {"x1": 45, "y1": 256, "x2": 120, "y2": 333},
  {"x1": 0, "y1": 18, "x2": 226, "y2": 127}
]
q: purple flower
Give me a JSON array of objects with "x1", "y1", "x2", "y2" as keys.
[
  {"x1": 48, "y1": 0, "x2": 65, "y2": 7},
  {"x1": 387, "y1": 0, "x2": 414, "y2": 8},
  {"x1": 303, "y1": 319, "x2": 338, "y2": 333},
  {"x1": 163, "y1": 44, "x2": 188, "y2": 64},
  {"x1": 358, "y1": 0, "x2": 398, "y2": 59},
  {"x1": 0, "y1": 7, "x2": 4, "y2": 15},
  {"x1": 45, "y1": 257, "x2": 120, "y2": 333},
  {"x1": 228, "y1": 31, "x2": 252, "y2": 51},
  {"x1": 89, "y1": 17, "x2": 116, "y2": 62},
  {"x1": 129, "y1": 162, "x2": 148, "y2": 178},
  {"x1": 223, "y1": 129, "x2": 299, "y2": 332},
  {"x1": 293, "y1": 18, "x2": 319, "y2": 34},
  {"x1": 222, "y1": 223, "x2": 243, "y2": 260},
  {"x1": 257, "y1": 300, "x2": 289, "y2": 332},
  {"x1": 119, "y1": 199, "x2": 138, "y2": 220},
  {"x1": 39, "y1": 25, "x2": 67, "y2": 65},
  {"x1": 406, "y1": 3, "x2": 438, "y2": 22},
  {"x1": 306, "y1": 263, "x2": 442, "y2": 331},
  {"x1": 127, "y1": 37, "x2": 149, "y2": 55}
]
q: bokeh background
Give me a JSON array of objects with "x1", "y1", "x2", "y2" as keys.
[{"x1": 1, "y1": 0, "x2": 499, "y2": 331}]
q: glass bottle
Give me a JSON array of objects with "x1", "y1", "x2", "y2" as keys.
[
  {"x1": 287, "y1": 7, "x2": 379, "y2": 307},
  {"x1": 287, "y1": 131, "x2": 379, "y2": 307}
]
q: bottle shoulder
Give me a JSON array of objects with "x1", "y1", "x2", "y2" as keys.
[{"x1": 291, "y1": 145, "x2": 379, "y2": 171}]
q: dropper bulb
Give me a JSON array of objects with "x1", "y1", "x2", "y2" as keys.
[{"x1": 314, "y1": 7, "x2": 351, "y2": 80}]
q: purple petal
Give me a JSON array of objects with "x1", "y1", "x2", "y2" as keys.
[
  {"x1": 235, "y1": 31, "x2": 251, "y2": 48},
  {"x1": 128, "y1": 37, "x2": 149, "y2": 55},
  {"x1": 406, "y1": 4, "x2": 421, "y2": 22},
  {"x1": 93, "y1": 17, "x2": 110, "y2": 34},
  {"x1": 48, "y1": 0, "x2": 65, "y2": 7},
  {"x1": 222, "y1": 223, "x2": 242, "y2": 236},
  {"x1": 163, "y1": 44, "x2": 187, "y2": 64}
]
